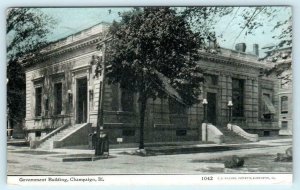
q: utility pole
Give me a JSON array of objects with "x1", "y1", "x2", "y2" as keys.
[
  {"x1": 95, "y1": 35, "x2": 111, "y2": 156},
  {"x1": 96, "y1": 43, "x2": 106, "y2": 137}
]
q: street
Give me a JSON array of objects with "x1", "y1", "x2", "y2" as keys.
[{"x1": 7, "y1": 138, "x2": 292, "y2": 175}]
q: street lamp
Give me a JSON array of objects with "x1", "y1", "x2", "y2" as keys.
[
  {"x1": 228, "y1": 100, "x2": 233, "y2": 123},
  {"x1": 202, "y1": 98, "x2": 208, "y2": 123}
]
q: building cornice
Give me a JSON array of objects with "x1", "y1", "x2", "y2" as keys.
[
  {"x1": 198, "y1": 51, "x2": 271, "y2": 70},
  {"x1": 22, "y1": 33, "x2": 105, "y2": 68}
]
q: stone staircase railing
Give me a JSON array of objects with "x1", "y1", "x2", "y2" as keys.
[
  {"x1": 30, "y1": 124, "x2": 70, "y2": 149},
  {"x1": 202, "y1": 123, "x2": 224, "y2": 144},
  {"x1": 227, "y1": 123, "x2": 259, "y2": 142}
]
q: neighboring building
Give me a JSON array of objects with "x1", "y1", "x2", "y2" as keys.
[
  {"x1": 22, "y1": 23, "x2": 281, "y2": 146},
  {"x1": 198, "y1": 43, "x2": 279, "y2": 137},
  {"x1": 261, "y1": 46, "x2": 292, "y2": 135}
]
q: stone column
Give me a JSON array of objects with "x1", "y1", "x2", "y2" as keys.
[{"x1": 220, "y1": 74, "x2": 231, "y2": 125}]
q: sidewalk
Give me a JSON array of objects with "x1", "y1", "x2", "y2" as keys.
[
  {"x1": 7, "y1": 137, "x2": 292, "y2": 175},
  {"x1": 25, "y1": 137, "x2": 292, "y2": 156},
  {"x1": 7, "y1": 138, "x2": 29, "y2": 146}
]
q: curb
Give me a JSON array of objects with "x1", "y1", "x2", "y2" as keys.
[{"x1": 62, "y1": 155, "x2": 110, "y2": 162}]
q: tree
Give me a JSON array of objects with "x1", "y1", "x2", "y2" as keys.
[
  {"x1": 182, "y1": 6, "x2": 292, "y2": 84},
  {"x1": 181, "y1": 7, "x2": 233, "y2": 46},
  {"x1": 7, "y1": 8, "x2": 55, "y2": 133},
  {"x1": 106, "y1": 7, "x2": 204, "y2": 149},
  {"x1": 181, "y1": 7, "x2": 292, "y2": 49}
]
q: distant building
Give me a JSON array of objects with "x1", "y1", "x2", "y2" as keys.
[
  {"x1": 261, "y1": 45, "x2": 292, "y2": 135},
  {"x1": 22, "y1": 24, "x2": 282, "y2": 147}
]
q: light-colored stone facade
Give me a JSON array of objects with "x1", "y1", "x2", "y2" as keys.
[
  {"x1": 23, "y1": 24, "x2": 281, "y2": 144},
  {"x1": 263, "y1": 47, "x2": 293, "y2": 135},
  {"x1": 196, "y1": 49, "x2": 279, "y2": 136}
]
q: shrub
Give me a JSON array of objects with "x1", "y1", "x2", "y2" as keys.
[
  {"x1": 224, "y1": 155, "x2": 244, "y2": 168},
  {"x1": 286, "y1": 147, "x2": 292, "y2": 157},
  {"x1": 274, "y1": 147, "x2": 292, "y2": 162}
]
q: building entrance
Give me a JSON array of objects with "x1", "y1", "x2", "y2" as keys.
[{"x1": 207, "y1": 92, "x2": 217, "y2": 125}]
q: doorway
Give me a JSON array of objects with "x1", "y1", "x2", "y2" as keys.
[
  {"x1": 77, "y1": 78, "x2": 88, "y2": 124},
  {"x1": 207, "y1": 92, "x2": 217, "y2": 125}
]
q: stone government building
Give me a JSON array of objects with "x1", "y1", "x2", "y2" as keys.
[{"x1": 22, "y1": 23, "x2": 287, "y2": 148}]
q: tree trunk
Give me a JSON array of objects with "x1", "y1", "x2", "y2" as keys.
[{"x1": 139, "y1": 95, "x2": 147, "y2": 150}]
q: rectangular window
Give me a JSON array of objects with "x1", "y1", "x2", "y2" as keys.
[
  {"x1": 262, "y1": 93, "x2": 272, "y2": 120},
  {"x1": 54, "y1": 83, "x2": 63, "y2": 115},
  {"x1": 232, "y1": 78, "x2": 244, "y2": 117},
  {"x1": 111, "y1": 84, "x2": 119, "y2": 111},
  {"x1": 122, "y1": 129, "x2": 135, "y2": 136},
  {"x1": 121, "y1": 89, "x2": 134, "y2": 112},
  {"x1": 262, "y1": 93, "x2": 270, "y2": 114},
  {"x1": 176, "y1": 129, "x2": 187, "y2": 136},
  {"x1": 281, "y1": 121, "x2": 288, "y2": 129},
  {"x1": 45, "y1": 98, "x2": 49, "y2": 116},
  {"x1": 35, "y1": 87, "x2": 42, "y2": 116},
  {"x1": 281, "y1": 96, "x2": 288, "y2": 114}
]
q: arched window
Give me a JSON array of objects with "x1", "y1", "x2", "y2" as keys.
[{"x1": 281, "y1": 96, "x2": 288, "y2": 114}]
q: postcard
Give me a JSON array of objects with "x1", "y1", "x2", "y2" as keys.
[{"x1": 6, "y1": 6, "x2": 292, "y2": 185}]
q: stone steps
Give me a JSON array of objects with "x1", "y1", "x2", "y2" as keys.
[
  {"x1": 37, "y1": 124, "x2": 82, "y2": 150},
  {"x1": 218, "y1": 127, "x2": 250, "y2": 144}
]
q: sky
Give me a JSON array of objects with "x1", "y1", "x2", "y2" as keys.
[
  {"x1": 41, "y1": 8, "x2": 129, "y2": 40},
  {"x1": 40, "y1": 7, "x2": 292, "y2": 57}
]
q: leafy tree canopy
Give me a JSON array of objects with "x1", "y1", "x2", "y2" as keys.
[
  {"x1": 107, "y1": 7, "x2": 204, "y2": 106},
  {"x1": 7, "y1": 8, "x2": 55, "y2": 62},
  {"x1": 181, "y1": 7, "x2": 292, "y2": 49},
  {"x1": 7, "y1": 8, "x2": 55, "y2": 125}
]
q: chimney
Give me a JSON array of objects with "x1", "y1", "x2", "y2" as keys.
[
  {"x1": 235, "y1": 43, "x2": 246, "y2": 52},
  {"x1": 253, "y1": 44, "x2": 259, "y2": 57}
]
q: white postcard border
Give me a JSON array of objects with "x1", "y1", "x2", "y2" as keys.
[{"x1": 7, "y1": 174, "x2": 293, "y2": 186}]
